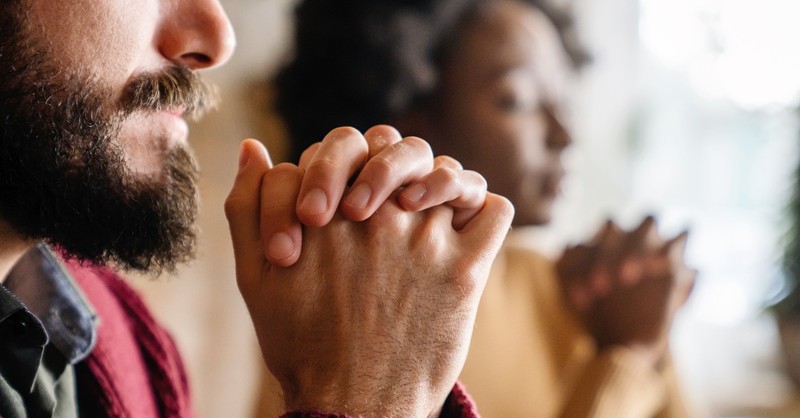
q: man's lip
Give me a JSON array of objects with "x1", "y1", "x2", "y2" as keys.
[
  {"x1": 163, "y1": 107, "x2": 186, "y2": 117},
  {"x1": 157, "y1": 110, "x2": 189, "y2": 141}
]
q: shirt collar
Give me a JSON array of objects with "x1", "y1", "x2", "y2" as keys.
[{"x1": 2, "y1": 243, "x2": 97, "y2": 364}]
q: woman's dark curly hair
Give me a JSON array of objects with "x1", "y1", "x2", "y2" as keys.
[{"x1": 274, "y1": 0, "x2": 589, "y2": 162}]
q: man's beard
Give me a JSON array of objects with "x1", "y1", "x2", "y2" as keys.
[{"x1": 0, "y1": 4, "x2": 216, "y2": 274}]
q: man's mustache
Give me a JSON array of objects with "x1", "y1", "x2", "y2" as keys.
[{"x1": 120, "y1": 66, "x2": 217, "y2": 120}]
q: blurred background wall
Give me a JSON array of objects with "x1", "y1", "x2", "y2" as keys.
[{"x1": 129, "y1": 0, "x2": 800, "y2": 417}]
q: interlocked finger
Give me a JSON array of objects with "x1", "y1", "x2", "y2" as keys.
[
  {"x1": 397, "y1": 155, "x2": 487, "y2": 230},
  {"x1": 341, "y1": 135, "x2": 434, "y2": 221},
  {"x1": 296, "y1": 127, "x2": 370, "y2": 227}
]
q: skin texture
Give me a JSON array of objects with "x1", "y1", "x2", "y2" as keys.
[
  {"x1": 557, "y1": 217, "x2": 696, "y2": 367},
  {"x1": 407, "y1": 0, "x2": 696, "y2": 369},
  {"x1": 0, "y1": 0, "x2": 233, "y2": 272},
  {"x1": 258, "y1": 125, "x2": 492, "y2": 267},
  {"x1": 2, "y1": 0, "x2": 516, "y2": 415},
  {"x1": 261, "y1": 0, "x2": 697, "y2": 414},
  {"x1": 226, "y1": 129, "x2": 514, "y2": 416},
  {"x1": 403, "y1": 0, "x2": 573, "y2": 227},
  {"x1": 25, "y1": 0, "x2": 235, "y2": 175}
]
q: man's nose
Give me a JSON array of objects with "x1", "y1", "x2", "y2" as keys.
[{"x1": 157, "y1": 0, "x2": 236, "y2": 70}]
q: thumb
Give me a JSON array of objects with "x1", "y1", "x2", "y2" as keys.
[
  {"x1": 458, "y1": 193, "x2": 514, "y2": 281},
  {"x1": 225, "y1": 139, "x2": 272, "y2": 285}
]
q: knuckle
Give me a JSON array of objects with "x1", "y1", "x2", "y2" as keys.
[
  {"x1": 436, "y1": 166, "x2": 460, "y2": 186},
  {"x1": 401, "y1": 136, "x2": 433, "y2": 158},
  {"x1": 365, "y1": 125, "x2": 401, "y2": 145},
  {"x1": 467, "y1": 170, "x2": 488, "y2": 191},
  {"x1": 323, "y1": 126, "x2": 367, "y2": 151},
  {"x1": 366, "y1": 136, "x2": 392, "y2": 157},
  {"x1": 496, "y1": 195, "x2": 515, "y2": 220},
  {"x1": 325, "y1": 126, "x2": 362, "y2": 140},
  {"x1": 263, "y1": 163, "x2": 302, "y2": 193},
  {"x1": 304, "y1": 157, "x2": 338, "y2": 176},
  {"x1": 269, "y1": 162, "x2": 300, "y2": 175},
  {"x1": 299, "y1": 142, "x2": 321, "y2": 161},
  {"x1": 434, "y1": 155, "x2": 463, "y2": 170},
  {"x1": 365, "y1": 155, "x2": 397, "y2": 180},
  {"x1": 269, "y1": 162, "x2": 299, "y2": 174}
]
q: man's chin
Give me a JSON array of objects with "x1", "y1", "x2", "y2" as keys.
[
  {"x1": 49, "y1": 203, "x2": 198, "y2": 275},
  {"x1": 47, "y1": 148, "x2": 199, "y2": 274}
]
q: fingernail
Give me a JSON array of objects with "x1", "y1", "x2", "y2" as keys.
[
  {"x1": 267, "y1": 232, "x2": 296, "y2": 261},
  {"x1": 402, "y1": 183, "x2": 427, "y2": 203},
  {"x1": 344, "y1": 183, "x2": 372, "y2": 210},
  {"x1": 299, "y1": 188, "x2": 328, "y2": 215}
]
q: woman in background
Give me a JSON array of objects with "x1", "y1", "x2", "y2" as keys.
[{"x1": 257, "y1": 0, "x2": 698, "y2": 416}]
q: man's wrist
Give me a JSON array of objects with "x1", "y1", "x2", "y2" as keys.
[
  {"x1": 280, "y1": 382, "x2": 477, "y2": 418},
  {"x1": 281, "y1": 412, "x2": 350, "y2": 418}
]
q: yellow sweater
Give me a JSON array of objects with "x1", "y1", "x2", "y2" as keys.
[{"x1": 459, "y1": 242, "x2": 693, "y2": 418}]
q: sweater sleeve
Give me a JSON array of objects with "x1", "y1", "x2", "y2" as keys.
[
  {"x1": 559, "y1": 347, "x2": 667, "y2": 418},
  {"x1": 440, "y1": 381, "x2": 480, "y2": 418},
  {"x1": 279, "y1": 412, "x2": 349, "y2": 418},
  {"x1": 279, "y1": 381, "x2": 480, "y2": 418}
]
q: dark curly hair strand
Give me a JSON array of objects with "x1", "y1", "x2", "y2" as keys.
[{"x1": 274, "y1": 0, "x2": 589, "y2": 162}]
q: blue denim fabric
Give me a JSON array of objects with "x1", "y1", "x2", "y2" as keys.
[{"x1": 0, "y1": 244, "x2": 97, "y2": 418}]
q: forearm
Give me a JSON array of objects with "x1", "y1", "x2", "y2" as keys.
[{"x1": 559, "y1": 347, "x2": 667, "y2": 418}]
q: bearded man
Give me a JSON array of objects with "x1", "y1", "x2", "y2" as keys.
[{"x1": 0, "y1": 0, "x2": 514, "y2": 417}]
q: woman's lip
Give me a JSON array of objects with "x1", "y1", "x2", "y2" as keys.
[{"x1": 542, "y1": 173, "x2": 565, "y2": 196}]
